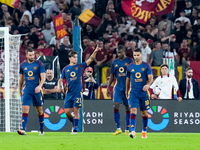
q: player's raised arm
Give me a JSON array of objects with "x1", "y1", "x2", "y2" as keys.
[
  {"x1": 143, "y1": 74, "x2": 153, "y2": 91},
  {"x1": 86, "y1": 45, "x2": 101, "y2": 66},
  {"x1": 35, "y1": 72, "x2": 46, "y2": 93},
  {"x1": 106, "y1": 74, "x2": 114, "y2": 97},
  {"x1": 126, "y1": 77, "x2": 130, "y2": 98},
  {"x1": 19, "y1": 74, "x2": 24, "y2": 97}
]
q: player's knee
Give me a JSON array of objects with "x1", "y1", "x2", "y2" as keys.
[
  {"x1": 125, "y1": 106, "x2": 130, "y2": 111},
  {"x1": 113, "y1": 103, "x2": 120, "y2": 110}
]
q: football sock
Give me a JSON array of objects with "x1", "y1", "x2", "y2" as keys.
[
  {"x1": 68, "y1": 117, "x2": 74, "y2": 124},
  {"x1": 126, "y1": 111, "x2": 130, "y2": 130},
  {"x1": 114, "y1": 109, "x2": 120, "y2": 128},
  {"x1": 38, "y1": 113, "x2": 44, "y2": 131},
  {"x1": 22, "y1": 113, "x2": 28, "y2": 131},
  {"x1": 74, "y1": 119, "x2": 79, "y2": 131},
  {"x1": 130, "y1": 113, "x2": 136, "y2": 132},
  {"x1": 142, "y1": 116, "x2": 148, "y2": 132}
]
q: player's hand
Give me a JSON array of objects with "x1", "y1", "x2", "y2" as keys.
[
  {"x1": 151, "y1": 94, "x2": 158, "y2": 99},
  {"x1": 35, "y1": 86, "x2": 41, "y2": 94},
  {"x1": 20, "y1": 91, "x2": 23, "y2": 97},
  {"x1": 94, "y1": 45, "x2": 101, "y2": 53},
  {"x1": 177, "y1": 97, "x2": 182, "y2": 102},
  {"x1": 106, "y1": 89, "x2": 111, "y2": 97},
  {"x1": 143, "y1": 85, "x2": 149, "y2": 91}
]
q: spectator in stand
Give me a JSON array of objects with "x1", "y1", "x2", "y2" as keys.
[
  {"x1": 126, "y1": 40, "x2": 136, "y2": 58},
  {"x1": 174, "y1": 10, "x2": 191, "y2": 25},
  {"x1": 141, "y1": 40, "x2": 151, "y2": 63},
  {"x1": 69, "y1": 0, "x2": 81, "y2": 20},
  {"x1": 20, "y1": 4, "x2": 32, "y2": 24},
  {"x1": 43, "y1": 69, "x2": 59, "y2": 99},
  {"x1": 184, "y1": 0, "x2": 193, "y2": 17},
  {"x1": 42, "y1": 21, "x2": 55, "y2": 44},
  {"x1": 63, "y1": 13, "x2": 73, "y2": 33},
  {"x1": 27, "y1": 41, "x2": 34, "y2": 49},
  {"x1": 172, "y1": 20, "x2": 183, "y2": 44},
  {"x1": 0, "y1": 5, "x2": 8, "y2": 21},
  {"x1": 183, "y1": 29, "x2": 195, "y2": 47},
  {"x1": 80, "y1": 0, "x2": 96, "y2": 12},
  {"x1": 179, "y1": 68, "x2": 199, "y2": 99},
  {"x1": 170, "y1": 35, "x2": 179, "y2": 53},
  {"x1": 194, "y1": 30, "x2": 200, "y2": 60},
  {"x1": 193, "y1": 17, "x2": 200, "y2": 33},
  {"x1": 102, "y1": 31, "x2": 110, "y2": 43},
  {"x1": 18, "y1": 17, "x2": 30, "y2": 34},
  {"x1": 57, "y1": 36, "x2": 71, "y2": 70},
  {"x1": 178, "y1": 39, "x2": 190, "y2": 64},
  {"x1": 105, "y1": 41, "x2": 113, "y2": 67},
  {"x1": 150, "y1": 41, "x2": 163, "y2": 66},
  {"x1": 158, "y1": 15, "x2": 174, "y2": 38},
  {"x1": 28, "y1": 25, "x2": 39, "y2": 48},
  {"x1": 33, "y1": 16, "x2": 42, "y2": 32},
  {"x1": 33, "y1": 0, "x2": 46, "y2": 24},
  {"x1": 111, "y1": 29, "x2": 124, "y2": 45},
  {"x1": 83, "y1": 67, "x2": 99, "y2": 99},
  {"x1": 190, "y1": 6, "x2": 198, "y2": 25},
  {"x1": 149, "y1": 64, "x2": 182, "y2": 101},
  {"x1": 0, "y1": 72, "x2": 4, "y2": 87},
  {"x1": 94, "y1": 38, "x2": 107, "y2": 84},
  {"x1": 144, "y1": 27, "x2": 158, "y2": 42},
  {"x1": 82, "y1": 24, "x2": 97, "y2": 40},
  {"x1": 49, "y1": 0, "x2": 60, "y2": 18},
  {"x1": 82, "y1": 37, "x2": 95, "y2": 62},
  {"x1": 125, "y1": 19, "x2": 137, "y2": 35},
  {"x1": 43, "y1": 0, "x2": 55, "y2": 19},
  {"x1": 82, "y1": 36, "x2": 90, "y2": 51}
]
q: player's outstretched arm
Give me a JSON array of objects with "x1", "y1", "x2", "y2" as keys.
[
  {"x1": 126, "y1": 77, "x2": 130, "y2": 98},
  {"x1": 106, "y1": 74, "x2": 114, "y2": 97},
  {"x1": 35, "y1": 72, "x2": 46, "y2": 93},
  {"x1": 19, "y1": 74, "x2": 24, "y2": 97},
  {"x1": 143, "y1": 74, "x2": 153, "y2": 91},
  {"x1": 86, "y1": 45, "x2": 101, "y2": 66}
]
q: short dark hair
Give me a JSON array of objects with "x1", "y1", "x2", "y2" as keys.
[
  {"x1": 68, "y1": 51, "x2": 78, "y2": 58},
  {"x1": 26, "y1": 47, "x2": 34, "y2": 54},
  {"x1": 185, "y1": 67, "x2": 192, "y2": 72},
  {"x1": 160, "y1": 64, "x2": 169, "y2": 69},
  {"x1": 134, "y1": 48, "x2": 142, "y2": 53},
  {"x1": 82, "y1": 36, "x2": 90, "y2": 40},
  {"x1": 117, "y1": 45, "x2": 125, "y2": 52}
]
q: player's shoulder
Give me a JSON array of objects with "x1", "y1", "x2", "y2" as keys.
[
  {"x1": 62, "y1": 65, "x2": 70, "y2": 72},
  {"x1": 127, "y1": 62, "x2": 135, "y2": 69},
  {"x1": 34, "y1": 60, "x2": 44, "y2": 66},
  {"x1": 20, "y1": 60, "x2": 28, "y2": 67},
  {"x1": 142, "y1": 61, "x2": 150, "y2": 67}
]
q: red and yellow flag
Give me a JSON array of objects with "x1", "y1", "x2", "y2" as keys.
[
  {"x1": 0, "y1": 0, "x2": 20, "y2": 8},
  {"x1": 53, "y1": 13, "x2": 68, "y2": 40},
  {"x1": 121, "y1": 0, "x2": 174, "y2": 24},
  {"x1": 79, "y1": 8, "x2": 102, "y2": 27}
]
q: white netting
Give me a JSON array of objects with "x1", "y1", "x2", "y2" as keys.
[{"x1": 0, "y1": 28, "x2": 22, "y2": 132}]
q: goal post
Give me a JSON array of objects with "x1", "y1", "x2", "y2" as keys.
[{"x1": 0, "y1": 27, "x2": 22, "y2": 132}]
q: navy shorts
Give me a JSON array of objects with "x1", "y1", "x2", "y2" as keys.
[
  {"x1": 64, "y1": 92, "x2": 83, "y2": 108},
  {"x1": 22, "y1": 91, "x2": 43, "y2": 107},
  {"x1": 128, "y1": 93, "x2": 150, "y2": 110},
  {"x1": 113, "y1": 89, "x2": 128, "y2": 106}
]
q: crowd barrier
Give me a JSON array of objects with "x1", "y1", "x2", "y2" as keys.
[{"x1": 27, "y1": 99, "x2": 200, "y2": 133}]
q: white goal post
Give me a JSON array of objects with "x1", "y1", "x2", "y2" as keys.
[{"x1": 0, "y1": 27, "x2": 22, "y2": 132}]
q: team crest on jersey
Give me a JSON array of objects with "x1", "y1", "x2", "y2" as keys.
[
  {"x1": 119, "y1": 67, "x2": 124, "y2": 73},
  {"x1": 115, "y1": 64, "x2": 118, "y2": 67},
  {"x1": 124, "y1": 63, "x2": 128, "y2": 66},
  {"x1": 101, "y1": 52, "x2": 104, "y2": 55},
  {"x1": 70, "y1": 72, "x2": 76, "y2": 77},
  {"x1": 131, "y1": 69, "x2": 135, "y2": 72},
  {"x1": 33, "y1": 66, "x2": 37, "y2": 70},
  {"x1": 67, "y1": 69, "x2": 70, "y2": 72},
  {"x1": 24, "y1": 67, "x2": 27, "y2": 70},
  {"x1": 141, "y1": 68, "x2": 145, "y2": 71},
  {"x1": 75, "y1": 67, "x2": 78, "y2": 70}
]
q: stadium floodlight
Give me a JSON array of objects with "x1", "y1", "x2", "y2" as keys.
[{"x1": 0, "y1": 27, "x2": 22, "y2": 132}]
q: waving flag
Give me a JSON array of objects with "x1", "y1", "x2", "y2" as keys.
[
  {"x1": 121, "y1": 0, "x2": 174, "y2": 24},
  {"x1": 0, "y1": 0, "x2": 20, "y2": 8},
  {"x1": 79, "y1": 8, "x2": 102, "y2": 27}
]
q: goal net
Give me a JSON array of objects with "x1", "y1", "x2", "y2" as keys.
[{"x1": 0, "y1": 27, "x2": 22, "y2": 132}]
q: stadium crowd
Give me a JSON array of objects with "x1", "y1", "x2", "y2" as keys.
[{"x1": 0, "y1": 0, "x2": 200, "y2": 99}]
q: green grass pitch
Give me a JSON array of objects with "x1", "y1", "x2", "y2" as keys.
[{"x1": 0, "y1": 132, "x2": 200, "y2": 150}]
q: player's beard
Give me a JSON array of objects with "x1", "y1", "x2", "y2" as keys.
[{"x1": 28, "y1": 58, "x2": 34, "y2": 62}]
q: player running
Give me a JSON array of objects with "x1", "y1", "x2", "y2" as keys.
[
  {"x1": 58, "y1": 46, "x2": 101, "y2": 134},
  {"x1": 126, "y1": 48, "x2": 153, "y2": 139},
  {"x1": 107, "y1": 45, "x2": 134, "y2": 136},
  {"x1": 18, "y1": 47, "x2": 46, "y2": 135}
]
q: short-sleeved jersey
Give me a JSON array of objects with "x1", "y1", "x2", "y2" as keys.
[
  {"x1": 61, "y1": 62, "x2": 87, "y2": 94},
  {"x1": 127, "y1": 62, "x2": 152, "y2": 96},
  {"x1": 20, "y1": 60, "x2": 45, "y2": 93},
  {"x1": 111, "y1": 57, "x2": 134, "y2": 91}
]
